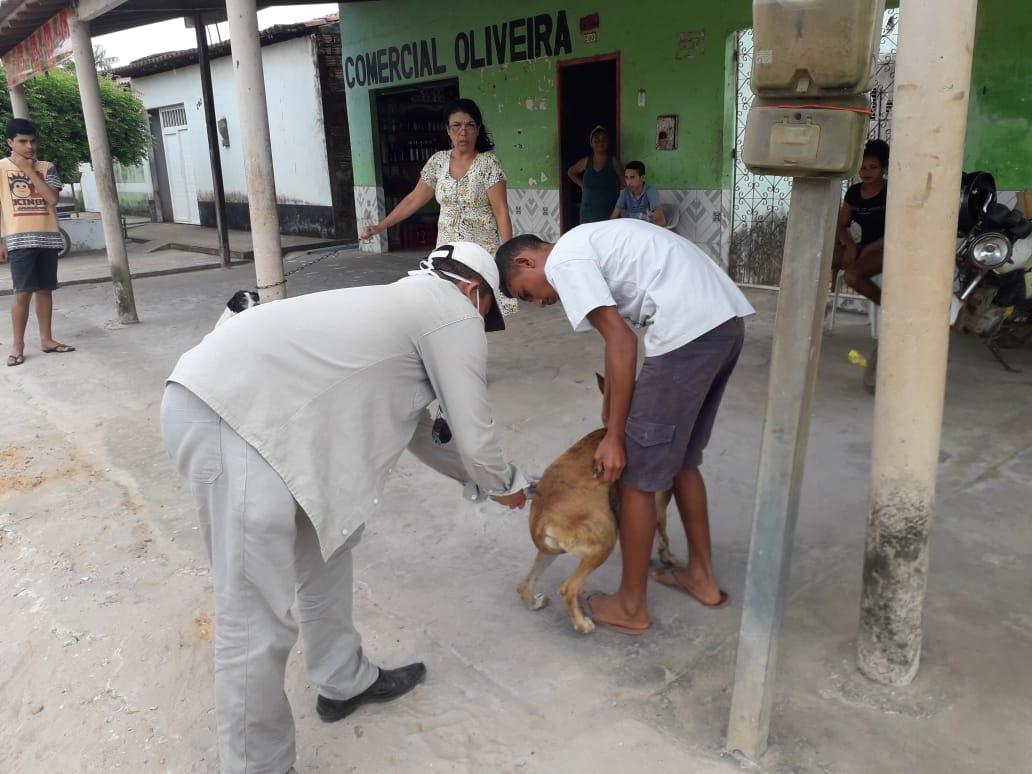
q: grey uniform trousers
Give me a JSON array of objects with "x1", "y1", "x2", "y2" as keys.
[{"x1": 161, "y1": 383, "x2": 379, "y2": 774}]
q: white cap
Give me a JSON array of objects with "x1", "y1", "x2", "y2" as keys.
[{"x1": 424, "y1": 242, "x2": 507, "y2": 332}]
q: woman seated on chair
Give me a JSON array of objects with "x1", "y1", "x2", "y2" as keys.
[{"x1": 833, "y1": 139, "x2": 889, "y2": 305}]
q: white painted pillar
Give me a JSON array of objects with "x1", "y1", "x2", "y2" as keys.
[
  {"x1": 9, "y1": 80, "x2": 30, "y2": 119},
  {"x1": 225, "y1": 0, "x2": 285, "y2": 300},
  {"x1": 857, "y1": 0, "x2": 979, "y2": 686},
  {"x1": 69, "y1": 15, "x2": 138, "y2": 324},
  {"x1": 725, "y1": 178, "x2": 841, "y2": 760}
]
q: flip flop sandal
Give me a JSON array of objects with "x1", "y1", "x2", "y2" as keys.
[
  {"x1": 651, "y1": 569, "x2": 731, "y2": 609},
  {"x1": 581, "y1": 592, "x2": 651, "y2": 636},
  {"x1": 7, "y1": 354, "x2": 25, "y2": 367},
  {"x1": 42, "y1": 344, "x2": 75, "y2": 353}
]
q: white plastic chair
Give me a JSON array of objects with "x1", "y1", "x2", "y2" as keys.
[
  {"x1": 827, "y1": 270, "x2": 845, "y2": 332},
  {"x1": 827, "y1": 272, "x2": 881, "y2": 338},
  {"x1": 660, "y1": 203, "x2": 679, "y2": 231}
]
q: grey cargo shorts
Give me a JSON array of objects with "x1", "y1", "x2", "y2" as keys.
[{"x1": 622, "y1": 317, "x2": 745, "y2": 493}]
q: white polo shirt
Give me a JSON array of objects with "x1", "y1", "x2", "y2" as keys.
[{"x1": 544, "y1": 220, "x2": 755, "y2": 357}]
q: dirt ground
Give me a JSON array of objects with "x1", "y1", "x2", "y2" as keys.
[{"x1": 1, "y1": 250, "x2": 1030, "y2": 773}]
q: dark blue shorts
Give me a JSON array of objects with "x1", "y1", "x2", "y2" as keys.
[
  {"x1": 9, "y1": 247, "x2": 59, "y2": 294},
  {"x1": 621, "y1": 317, "x2": 745, "y2": 492}
]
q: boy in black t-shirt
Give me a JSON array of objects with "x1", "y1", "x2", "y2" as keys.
[{"x1": 832, "y1": 139, "x2": 889, "y2": 304}]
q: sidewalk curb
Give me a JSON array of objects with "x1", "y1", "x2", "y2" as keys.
[
  {"x1": 0, "y1": 241, "x2": 362, "y2": 296},
  {"x1": 0, "y1": 261, "x2": 243, "y2": 296}
]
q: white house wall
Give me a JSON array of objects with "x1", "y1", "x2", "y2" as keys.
[{"x1": 129, "y1": 35, "x2": 335, "y2": 235}]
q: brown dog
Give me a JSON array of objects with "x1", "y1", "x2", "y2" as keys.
[{"x1": 517, "y1": 377, "x2": 678, "y2": 634}]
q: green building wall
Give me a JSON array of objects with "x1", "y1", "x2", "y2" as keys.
[
  {"x1": 341, "y1": 0, "x2": 752, "y2": 194},
  {"x1": 340, "y1": 0, "x2": 1032, "y2": 252},
  {"x1": 965, "y1": 0, "x2": 1032, "y2": 190}
]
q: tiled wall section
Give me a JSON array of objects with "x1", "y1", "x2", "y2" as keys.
[
  {"x1": 354, "y1": 185, "x2": 387, "y2": 253},
  {"x1": 509, "y1": 188, "x2": 561, "y2": 243},
  {"x1": 657, "y1": 189, "x2": 733, "y2": 269},
  {"x1": 357, "y1": 185, "x2": 737, "y2": 262},
  {"x1": 508, "y1": 187, "x2": 733, "y2": 268}
]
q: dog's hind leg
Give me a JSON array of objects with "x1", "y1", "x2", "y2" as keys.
[
  {"x1": 654, "y1": 490, "x2": 681, "y2": 566},
  {"x1": 560, "y1": 550, "x2": 609, "y2": 634},
  {"x1": 517, "y1": 551, "x2": 558, "y2": 611}
]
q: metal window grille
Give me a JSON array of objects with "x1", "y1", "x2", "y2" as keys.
[
  {"x1": 729, "y1": 11, "x2": 899, "y2": 286},
  {"x1": 160, "y1": 105, "x2": 188, "y2": 129}
]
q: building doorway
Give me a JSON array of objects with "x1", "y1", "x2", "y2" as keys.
[
  {"x1": 374, "y1": 78, "x2": 459, "y2": 250},
  {"x1": 557, "y1": 55, "x2": 619, "y2": 233},
  {"x1": 158, "y1": 104, "x2": 200, "y2": 225}
]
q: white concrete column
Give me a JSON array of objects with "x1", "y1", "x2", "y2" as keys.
[
  {"x1": 9, "y1": 80, "x2": 30, "y2": 119},
  {"x1": 725, "y1": 178, "x2": 841, "y2": 760},
  {"x1": 69, "y1": 15, "x2": 138, "y2": 324},
  {"x1": 225, "y1": 0, "x2": 285, "y2": 300},
  {"x1": 857, "y1": 0, "x2": 979, "y2": 686}
]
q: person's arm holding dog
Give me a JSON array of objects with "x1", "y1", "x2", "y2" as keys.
[
  {"x1": 417, "y1": 316, "x2": 526, "y2": 509},
  {"x1": 544, "y1": 257, "x2": 635, "y2": 485},
  {"x1": 587, "y1": 306, "x2": 637, "y2": 484}
]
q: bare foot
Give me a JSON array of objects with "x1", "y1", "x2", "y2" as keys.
[
  {"x1": 651, "y1": 567, "x2": 729, "y2": 609},
  {"x1": 582, "y1": 591, "x2": 651, "y2": 634}
]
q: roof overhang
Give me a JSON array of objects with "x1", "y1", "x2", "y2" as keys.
[{"x1": 0, "y1": 0, "x2": 369, "y2": 59}]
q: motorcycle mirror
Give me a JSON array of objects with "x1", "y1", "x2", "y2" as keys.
[{"x1": 958, "y1": 170, "x2": 997, "y2": 234}]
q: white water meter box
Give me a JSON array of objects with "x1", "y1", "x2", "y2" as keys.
[
  {"x1": 751, "y1": 0, "x2": 885, "y2": 96},
  {"x1": 741, "y1": 98, "x2": 870, "y2": 178}
]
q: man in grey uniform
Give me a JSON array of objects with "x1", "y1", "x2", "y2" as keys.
[{"x1": 161, "y1": 242, "x2": 526, "y2": 774}]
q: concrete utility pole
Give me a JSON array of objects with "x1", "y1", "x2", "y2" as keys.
[
  {"x1": 194, "y1": 15, "x2": 231, "y2": 269},
  {"x1": 225, "y1": 0, "x2": 285, "y2": 300},
  {"x1": 69, "y1": 15, "x2": 138, "y2": 324},
  {"x1": 857, "y1": 0, "x2": 979, "y2": 686},
  {"x1": 726, "y1": 178, "x2": 841, "y2": 759},
  {"x1": 9, "y1": 81, "x2": 29, "y2": 119}
]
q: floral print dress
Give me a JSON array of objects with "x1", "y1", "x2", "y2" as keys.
[{"x1": 420, "y1": 150, "x2": 507, "y2": 254}]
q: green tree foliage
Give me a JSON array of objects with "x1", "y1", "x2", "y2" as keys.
[{"x1": 0, "y1": 65, "x2": 149, "y2": 183}]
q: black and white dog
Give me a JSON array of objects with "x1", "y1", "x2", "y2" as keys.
[{"x1": 216, "y1": 290, "x2": 260, "y2": 327}]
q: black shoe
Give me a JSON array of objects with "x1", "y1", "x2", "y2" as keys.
[{"x1": 316, "y1": 662, "x2": 427, "y2": 723}]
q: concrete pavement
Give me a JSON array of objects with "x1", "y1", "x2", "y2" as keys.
[
  {"x1": 1, "y1": 220, "x2": 354, "y2": 295},
  {"x1": 1, "y1": 249, "x2": 1030, "y2": 773}
]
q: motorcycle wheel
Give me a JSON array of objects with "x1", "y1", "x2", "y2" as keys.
[{"x1": 57, "y1": 226, "x2": 71, "y2": 258}]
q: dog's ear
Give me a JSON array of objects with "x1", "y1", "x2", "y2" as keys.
[{"x1": 595, "y1": 372, "x2": 605, "y2": 394}]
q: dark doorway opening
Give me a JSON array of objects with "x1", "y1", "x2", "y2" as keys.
[
  {"x1": 147, "y1": 109, "x2": 173, "y2": 223},
  {"x1": 557, "y1": 55, "x2": 619, "y2": 234},
  {"x1": 374, "y1": 78, "x2": 459, "y2": 250},
  {"x1": 317, "y1": 29, "x2": 356, "y2": 240}
]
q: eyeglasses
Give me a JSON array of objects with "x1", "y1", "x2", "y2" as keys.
[{"x1": 448, "y1": 122, "x2": 479, "y2": 134}]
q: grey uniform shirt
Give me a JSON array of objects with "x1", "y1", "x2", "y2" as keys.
[{"x1": 167, "y1": 275, "x2": 523, "y2": 560}]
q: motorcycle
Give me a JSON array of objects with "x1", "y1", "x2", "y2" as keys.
[
  {"x1": 950, "y1": 171, "x2": 1032, "y2": 371},
  {"x1": 862, "y1": 171, "x2": 1032, "y2": 391}
]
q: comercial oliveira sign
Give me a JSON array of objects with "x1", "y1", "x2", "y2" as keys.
[{"x1": 344, "y1": 11, "x2": 574, "y2": 88}]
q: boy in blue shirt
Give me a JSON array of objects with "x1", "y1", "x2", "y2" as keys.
[{"x1": 610, "y1": 161, "x2": 666, "y2": 226}]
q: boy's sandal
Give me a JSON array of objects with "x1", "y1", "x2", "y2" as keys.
[
  {"x1": 651, "y1": 568, "x2": 731, "y2": 609},
  {"x1": 7, "y1": 353, "x2": 25, "y2": 367},
  {"x1": 41, "y1": 344, "x2": 75, "y2": 353}
]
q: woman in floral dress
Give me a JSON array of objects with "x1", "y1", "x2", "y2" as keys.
[{"x1": 360, "y1": 98, "x2": 513, "y2": 255}]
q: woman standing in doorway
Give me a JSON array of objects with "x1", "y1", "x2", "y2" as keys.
[
  {"x1": 567, "y1": 125, "x2": 622, "y2": 225},
  {"x1": 360, "y1": 98, "x2": 512, "y2": 254},
  {"x1": 832, "y1": 139, "x2": 890, "y2": 305}
]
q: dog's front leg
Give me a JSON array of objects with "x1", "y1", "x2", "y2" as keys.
[{"x1": 517, "y1": 551, "x2": 557, "y2": 611}]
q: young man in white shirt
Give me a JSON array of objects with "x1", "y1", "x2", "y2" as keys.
[
  {"x1": 162, "y1": 243, "x2": 526, "y2": 774},
  {"x1": 496, "y1": 221, "x2": 754, "y2": 635}
]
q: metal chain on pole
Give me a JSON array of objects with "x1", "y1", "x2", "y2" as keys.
[{"x1": 254, "y1": 246, "x2": 353, "y2": 291}]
